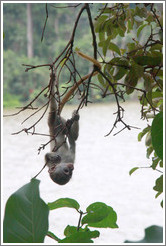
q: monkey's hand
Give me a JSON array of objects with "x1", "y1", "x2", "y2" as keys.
[
  {"x1": 72, "y1": 110, "x2": 80, "y2": 121},
  {"x1": 66, "y1": 110, "x2": 79, "y2": 130}
]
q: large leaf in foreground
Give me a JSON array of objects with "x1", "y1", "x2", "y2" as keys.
[
  {"x1": 3, "y1": 178, "x2": 49, "y2": 243},
  {"x1": 124, "y1": 225, "x2": 163, "y2": 243},
  {"x1": 151, "y1": 112, "x2": 163, "y2": 160},
  {"x1": 153, "y1": 175, "x2": 163, "y2": 194}
]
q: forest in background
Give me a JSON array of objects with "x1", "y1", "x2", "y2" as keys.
[
  {"x1": 3, "y1": 3, "x2": 163, "y2": 243},
  {"x1": 3, "y1": 2, "x2": 143, "y2": 107}
]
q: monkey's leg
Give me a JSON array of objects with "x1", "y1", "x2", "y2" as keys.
[{"x1": 65, "y1": 111, "x2": 79, "y2": 156}]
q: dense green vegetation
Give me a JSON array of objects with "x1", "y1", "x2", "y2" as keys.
[
  {"x1": 4, "y1": 3, "x2": 103, "y2": 107},
  {"x1": 3, "y1": 2, "x2": 163, "y2": 243},
  {"x1": 4, "y1": 3, "x2": 139, "y2": 107}
]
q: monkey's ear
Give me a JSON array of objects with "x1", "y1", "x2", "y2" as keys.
[{"x1": 45, "y1": 153, "x2": 61, "y2": 163}]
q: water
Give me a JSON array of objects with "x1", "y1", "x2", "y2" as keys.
[{"x1": 3, "y1": 102, "x2": 163, "y2": 244}]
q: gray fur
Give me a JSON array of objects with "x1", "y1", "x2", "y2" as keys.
[{"x1": 45, "y1": 71, "x2": 79, "y2": 185}]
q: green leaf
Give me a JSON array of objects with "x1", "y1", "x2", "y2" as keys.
[
  {"x1": 137, "y1": 23, "x2": 148, "y2": 37},
  {"x1": 138, "y1": 126, "x2": 150, "y2": 141},
  {"x1": 114, "y1": 67, "x2": 127, "y2": 80},
  {"x1": 64, "y1": 226, "x2": 80, "y2": 237},
  {"x1": 99, "y1": 36, "x2": 111, "y2": 56},
  {"x1": 87, "y1": 207, "x2": 118, "y2": 228},
  {"x1": 135, "y1": 6, "x2": 147, "y2": 18},
  {"x1": 161, "y1": 200, "x2": 163, "y2": 208},
  {"x1": 127, "y1": 42, "x2": 136, "y2": 53},
  {"x1": 117, "y1": 19, "x2": 126, "y2": 32},
  {"x1": 47, "y1": 231, "x2": 60, "y2": 242},
  {"x1": 82, "y1": 202, "x2": 118, "y2": 228},
  {"x1": 150, "y1": 43, "x2": 163, "y2": 51},
  {"x1": 109, "y1": 28, "x2": 119, "y2": 40},
  {"x1": 124, "y1": 61, "x2": 144, "y2": 94},
  {"x1": 146, "y1": 146, "x2": 153, "y2": 159},
  {"x1": 151, "y1": 112, "x2": 163, "y2": 160},
  {"x1": 133, "y1": 56, "x2": 162, "y2": 66},
  {"x1": 129, "y1": 167, "x2": 139, "y2": 175},
  {"x1": 143, "y1": 73, "x2": 153, "y2": 92},
  {"x1": 132, "y1": 62, "x2": 144, "y2": 78},
  {"x1": 124, "y1": 225, "x2": 163, "y2": 243},
  {"x1": 98, "y1": 73, "x2": 106, "y2": 87},
  {"x1": 64, "y1": 225, "x2": 88, "y2": 237},
  {"x1": 109, "y1": 42, "x2": 121, "y2": 55},
  {"x1": 127, "y1": 20, "x2": 132, "y2": 32},
  {"x1": 59, "y1": 230, "x2": 100, "y2": 243},
  {"x1": 96, "y1": 15, "x2": 108, "y2": 24},
  {"x1": 152, "y1": 91, "x2": 163, "y2": 99},
  {"x1": 48, "y1": 198, "x2": 80, "y2": 211},
  {"x1": 82, "y1": 202, "x2": 109, "y2": 224},
  {"x1": 145, "y1": 131, "x2": 152, "y2": 146},
  {"x1": 146, "y1": 90, "x2": 153, "y2": 105},
  {"x1": 3, "y1": 178, "x2": 49, "y2": 243},
  {"x1": 99, "y1": 31, "x2": 105, "y2": 42},
  {"x1": 159, "y1": 160, "x2": 163, "y2": 168},
  {"x1": 153, "y1": 175, "x2": 163, "y2": 193},
  {"x1": 153, "y1": 68, "x2": 163, "y2": 77},
  {"x1": 146, "y1": 13, "x2": 154, "y2": 23},
  {"x1": 124, "y1": 70, "x2": 137, "y2": 94},
  {"x1": 155, "y1": 192, "x2": 162, "y2": 199},
  {"x1": 151, "y1": 157, "x2": 160, "y2": 170},
  {"x1": 117, "y1": 27, "x2": 125, "y2": 37},
  {"x1": 94, "y1": 15, "x2": 108, "y2": 33},
  {"x1": 110, "y1": 57, "x2": 129, "y2": 68}
]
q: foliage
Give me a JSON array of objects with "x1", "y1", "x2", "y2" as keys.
[
  {"x1": 94, "y1": 3, "x2": 163, "y2": 205},
  {"x1": 3, "y1": 179, "x2": 49, "y2": 243},
  {"x1": 3, "y1": 3, "x2": 104, "y2": 106},
  {"x1": 3, "y1": 2, "x2": 163, "y2": 244},
  {"x1": 151, "y1": 112, "x2": 163, "y2": 160},
  {"x1": 124, "y1": 225, "x2": 163, "y2": 243},
  {"x1": 3, "y1": 50, "x2": 49, "y2": 105},
  {"x1": 3, "y1": 180, "x2": 118, "y2": 243},
  {"x1": 130, "y1": 111, "x2": 163, "y2": 206},
  {"x1": 48, "y1": 199, "x2": 118, "y2": 243},
  {"x1": 3, "y1": 92, "x2": 21, "y2": 108}
]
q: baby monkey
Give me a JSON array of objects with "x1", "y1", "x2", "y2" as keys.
[
  {"x1": 34, "y1": 51, "x2": 100, "y2": 185},
  {"x1": 45, "y1": 71, "x2": 79, "y2": 185}
]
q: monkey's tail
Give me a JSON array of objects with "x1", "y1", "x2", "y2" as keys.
[
  {"x1": 76, "y1": 50, "x2": 102, "y2": 70},
  {"x1": 33, "y1": 163, "x2": 47, "y2": 179},
  {"x1": 49, "y1": 69, "x2": 58, "y2": 112},
  {"x1": 59, "y1": 51, "x2": 101, "y2": 113}
]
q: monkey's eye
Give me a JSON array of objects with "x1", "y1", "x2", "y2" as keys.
[{"x1": 63, "y1": 167, "x2": 69, "y2": 175}]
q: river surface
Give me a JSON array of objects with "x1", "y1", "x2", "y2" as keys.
[{"x1": 3, "y1": 102, "x2": 163, "y2": 244}]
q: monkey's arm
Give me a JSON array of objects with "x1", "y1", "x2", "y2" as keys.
[
  {"x1": 48, "y1": 70, "x2": 67, "y2": 152},
  {"x1": 48, "y1": 71, "x2": 57, "y2": 129},
  {"x1": 64, "y1": 110, "x2": 79, "y2": 156}
]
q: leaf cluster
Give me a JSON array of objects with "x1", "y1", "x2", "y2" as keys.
[
  {"x1": 95, "y1": 3, "x2": 163, "y2": 98},
  {"x1": 48, "y1": 198, "x2": 118, "y2": 242},
  {"x1": 3, "y1": 180, "x2": 118, "y2": 243},
  {"x1": 130, "y1": 112, "x2": 163, "y2": 206},
  {"x1": 125, "y1": 225, "x2": 163, "y2": 243},
  {"x1": 94, "y1": 3, "x2": 163, "y2": 206}
]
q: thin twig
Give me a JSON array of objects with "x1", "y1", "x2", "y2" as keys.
[
  {"x1": 41, "y1": 3, "x2": 48, "y2": 42},
  {"x1": 77, "y1": 211, "x2": 83, "y2": 231}
]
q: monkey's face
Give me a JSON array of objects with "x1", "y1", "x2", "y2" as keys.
[{"x1": 48, "y1": 163, "x2": 74, "y2": 185}]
